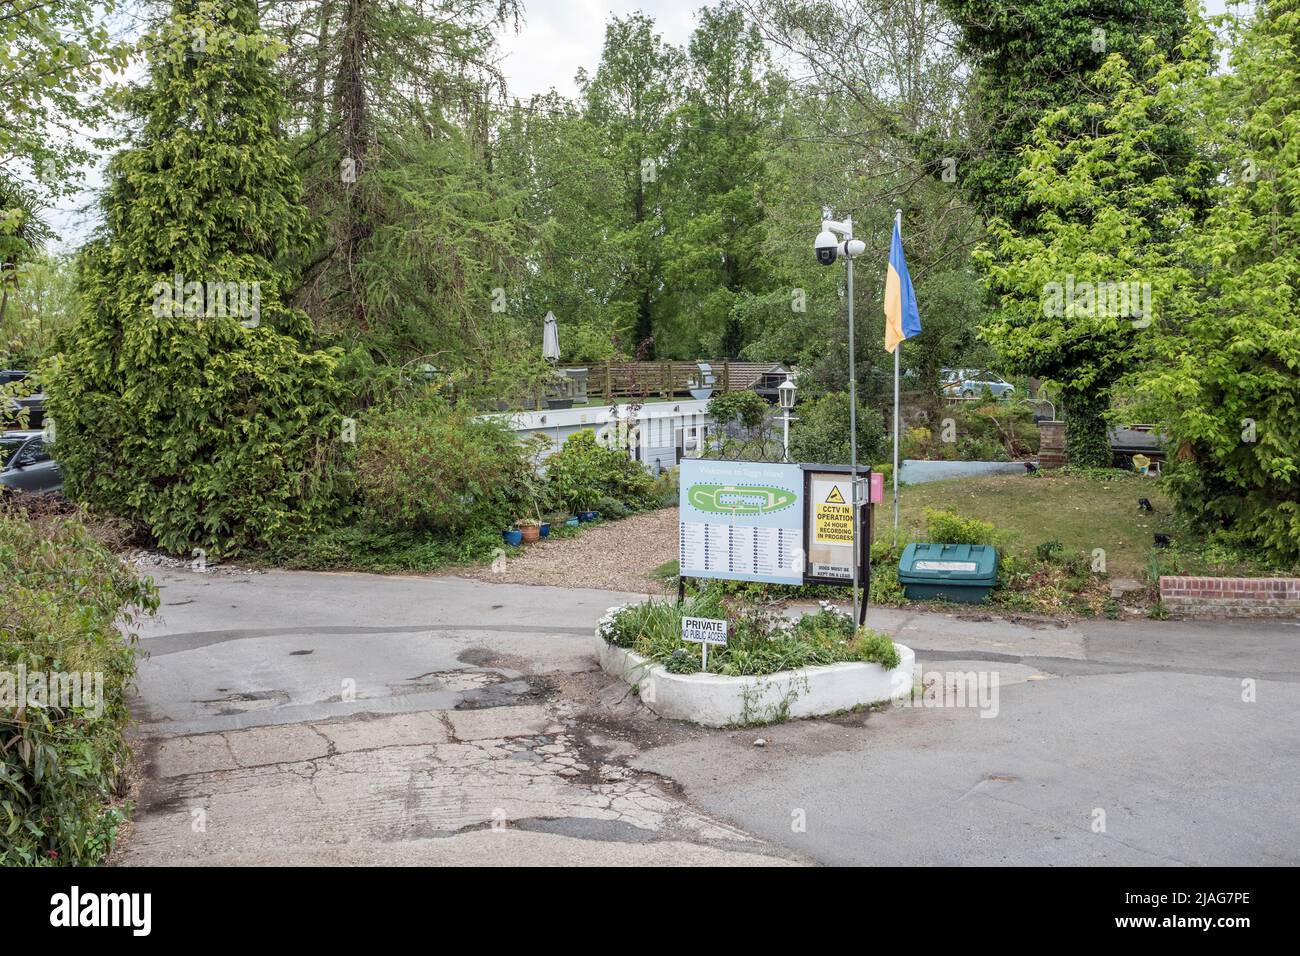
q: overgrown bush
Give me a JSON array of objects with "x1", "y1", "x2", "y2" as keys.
[
  {"x1": 545, "y1": 429, "x2": 656, "y2": 513},
  {"x1": 592, "y1": 496, "x2": 630, "y2": 519},
  {"x1": 353, "y1": 399, "x2": 533, "y2": 534},
  {"x1": 650, "y1": 467, "x2": 679, "y2": 508},
  {"x1": 1, "y1": 512, "x2": 158, "y2": 865},
  {"x1": 707, "y1": 390, "x2": 769, "y2": 431}
]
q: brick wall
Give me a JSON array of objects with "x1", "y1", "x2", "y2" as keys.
[
  {"x1": 1159, "y1": 576, "x2": 1300, "y2": 617},
  {"x1": 1037, "y1": 420, "x2": 1067, "y2": 469}
]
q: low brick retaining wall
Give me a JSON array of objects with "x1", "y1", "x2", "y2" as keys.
[{"x1": 1159, "y1": 576, "x2": 1300, "y2": 618}]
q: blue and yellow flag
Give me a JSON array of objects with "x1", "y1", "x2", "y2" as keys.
[{"x1": 884, "y1": 219, "x2": 921, "y2": 353}]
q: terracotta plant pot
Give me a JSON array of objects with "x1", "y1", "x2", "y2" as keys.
[{"x1": 520, "y1": 524, "x2": 540, "y2": 543}]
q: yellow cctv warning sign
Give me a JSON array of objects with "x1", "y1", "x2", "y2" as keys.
[{"x1": 814, "y1": 483, "x2": 853, "y2": 545}]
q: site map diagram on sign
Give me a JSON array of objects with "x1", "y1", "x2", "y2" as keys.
[{"x1": 678, "y1": 459, "x2": 804, "y2": 586}]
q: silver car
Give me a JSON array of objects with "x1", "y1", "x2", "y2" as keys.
[{"x1": 0, "y1": 430, "x2": 62, "y2": 494}]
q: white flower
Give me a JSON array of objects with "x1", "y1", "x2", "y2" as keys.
[{"x1": 597, "y1": 604, "x2": 629, "y2": 641}]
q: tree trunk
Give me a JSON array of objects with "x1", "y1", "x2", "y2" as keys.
[{"x1": 336, "y1": 0, "x2": 371, "y2": 332}]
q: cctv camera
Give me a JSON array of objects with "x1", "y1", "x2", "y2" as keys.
[{"x1": 815, "y1": 229, "x2": 839, "y2": 266}]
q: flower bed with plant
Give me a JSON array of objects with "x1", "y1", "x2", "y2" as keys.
[{"x1": 597, "y1": 589, "x2": 900, "y2": 677}]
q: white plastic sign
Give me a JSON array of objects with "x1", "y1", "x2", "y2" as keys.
[{"x1": 682, "y1": 616, "x2": 728, "y2": 645}]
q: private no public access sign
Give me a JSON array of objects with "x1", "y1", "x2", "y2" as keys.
[{"x1": 682, "y1": 616, "x2": 728, "y2": 645}]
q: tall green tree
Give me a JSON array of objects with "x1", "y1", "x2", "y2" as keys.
[
  {"x1": 579, "y1": 13, "x2": 682, "y2": 355},
  {"x1": 266, "y1": 0, "x2": 522, "y2": 359},
  {"x1": 0, "y1": 0, "x2": 129, "y2": 196},
  {"x1": 659, "y1": 2, "x2": 783, "y2": 357},
  {"x1": 936, "y1": 0, "x2": 1191, "y2": 230},
  {"x1": 1, "y1": 0, "x2": 129, "y2": 313},
  {"x1": 49, "y1": 0, "x2": 345, "y2": 555},
  {"x1": 1137, "y1": 1, "x2": 1300, "y2": 561},
  {"x1": 978, "y1": 30, "x2": 1212, "y2": 465},
  {"x1": 494, "y1": 96, "x2": 634, "y2": 363}
]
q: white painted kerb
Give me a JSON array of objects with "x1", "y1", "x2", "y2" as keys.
[{"x1": 597, "y1": 635, "x2": 916, "y2": 727}]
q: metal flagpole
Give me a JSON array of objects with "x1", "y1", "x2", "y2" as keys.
[
  {"x1": 846, "y1": 224, "x2": 860, "y2": 631},
  {"x1": 892, "y1": 209, "x2": 902, "y2": 532}
]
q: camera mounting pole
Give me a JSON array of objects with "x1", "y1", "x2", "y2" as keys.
[{"x1": 815, "y1": 211, "x2": 863, "y2": 631}]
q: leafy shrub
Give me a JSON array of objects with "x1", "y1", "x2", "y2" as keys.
[
  {"x1": 353, "y1": 399, "x2": 533, "y2": 534},
  {"x1": 598, "y1": 591, "x2": 900, "y2": 676},
  {"x1": 592, "y1": 496, "x2": 630, "y2": 519},
  {"x1": 1035, "y1": 539, "x2": 1065, "y2": 561},
  {"x1": 868, "y1": 534, "x2": 909, "y2": 605},
  {"x1": 923, "y1": 508, "x2": 1000, "y2": 545},
  {"x1": 1, "y1": 511, "x2": 158, "y2": 865},
  {"x1": 545, "y1": 429, "x2": 656, "y2": 513},
  {"x1": 788, "y1": 392, "x2": 887, "y2": 466},
  {"x1": 650, "y1": 467, "x2": 679, "y2": 508},
  {"x1": 904, "y1": 401, "x2": 1037, "y2": 462}
]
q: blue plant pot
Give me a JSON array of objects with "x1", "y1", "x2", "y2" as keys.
[
  {"x1": 539, "y1": 523, "x2": 551, "y2": 538},
  {"x1": 565, "y1": 517, "x2": 580, "y2": 528},
  {"x1": 503, "y1": 529, "x2": 523, "y2": 546},
  {"x1": 578, "y1": 511, "x2": 600, "y2": 523}
]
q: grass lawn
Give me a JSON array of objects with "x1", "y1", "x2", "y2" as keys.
[{"x1": 895, "y1": 471, "x2": 1175, "y2": 579}]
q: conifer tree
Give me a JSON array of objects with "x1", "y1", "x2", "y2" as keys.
[{"x1": 50, "y1": 0, "x2": 344, "y2": 555}]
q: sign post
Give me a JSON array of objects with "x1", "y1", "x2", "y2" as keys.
[{"x1": 676, "y1": 459, "x2": 873, "y2": 625}]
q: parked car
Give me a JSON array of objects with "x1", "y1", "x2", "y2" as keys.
[
  {"x1": 2, "y1": 391, "x2": 45, "y2": 429},
  {"x1": 942, "y1": 369, "x2": 1016, "y2": 400},
  {"x1": 0, "y1": 430, "x2": 61, "y2": 495}
]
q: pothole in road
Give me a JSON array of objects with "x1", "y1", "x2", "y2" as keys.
[{"x1": 196, "y1": 689, "x2": 290, "y2": 715}]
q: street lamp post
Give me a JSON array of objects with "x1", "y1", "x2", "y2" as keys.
[{"x1": 778, "y1": 375, "x2": 797, "y2": 462}]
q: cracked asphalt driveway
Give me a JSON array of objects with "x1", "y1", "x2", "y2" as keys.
[
  {"x1": 115, "y1": 569, "x2": 797, "y2": 866},
  {"x1": 116, "y1": 566, "x2": 1300, "y2": 867}
]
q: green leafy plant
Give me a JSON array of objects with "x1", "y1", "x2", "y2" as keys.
[
  {"x1": 1, "y1": 511, "x2": 159, "y2": 865},
  {"x1": 923, "y1": 508, "x2": 1000, "y2": 546},
  {"x1": 788, "y1": 392, "x2": 887, "y2": 466}
]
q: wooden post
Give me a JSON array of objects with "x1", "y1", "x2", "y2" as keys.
[
  {"x1": 604, "y1": 362, "x2": 612, "y2": 401},
  {"x1": 722, "y1": 359, "x2": 731, "y2": 392}
]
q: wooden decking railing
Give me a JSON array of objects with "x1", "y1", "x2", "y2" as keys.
[{"x1": 586, "y1": 360, "x2": 779, "y2": 401}]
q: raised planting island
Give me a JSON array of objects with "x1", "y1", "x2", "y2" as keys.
[{"x1": 596, "y1": 593, "x2": 915, "y2": 727}]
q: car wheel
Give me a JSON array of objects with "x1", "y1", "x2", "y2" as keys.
[{"x1": 962, "y1": 389, "x2": 974, "y2": 399}]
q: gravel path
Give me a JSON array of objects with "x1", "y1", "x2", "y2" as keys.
[{"x1": 459, "y1": 508, "x2": 680, "y2": 593}]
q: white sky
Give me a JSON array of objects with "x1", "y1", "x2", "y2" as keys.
[{"x1": 497, "y1": 0, "x2": 703, "y2": 99}]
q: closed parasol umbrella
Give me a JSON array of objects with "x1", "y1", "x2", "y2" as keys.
[{"x1": 542, "y1": 311, "x2": 561, "y2": 363}]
